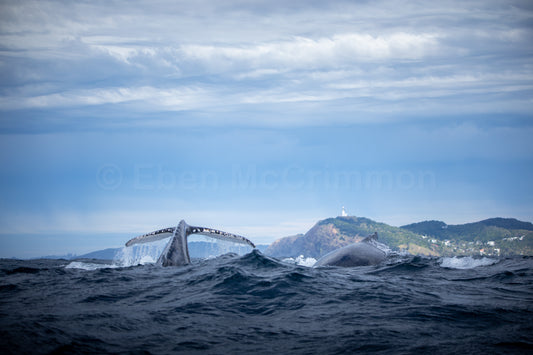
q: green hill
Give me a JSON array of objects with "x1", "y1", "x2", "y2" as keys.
[
  {"x1": 401, "y1": 218, "x2": 533, "y2": 242},
  {"x1": 397, "y1": 220, "x2": 448, "y2": 239},
  {"x1": 401, "y1": 218, "x2": 533, "y2": 256},
  {"x1": 265, "y1": 216, "x2": 533, "y2": 258},
  {"x1": 265, "y1": 216, "x2": 437, "y2": 258}
]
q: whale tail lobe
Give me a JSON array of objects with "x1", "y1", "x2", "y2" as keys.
[{"x1": 125, "y1": 220, "x2": 255, "y2": 266}]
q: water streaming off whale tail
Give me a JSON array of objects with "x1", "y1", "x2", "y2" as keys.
[
  {"x1": 64, "y1": 235, "x2": 256, "y2": 270},
  {"x1": 1, "y1": 252, "x2": 532, "y2": 354},
  {"x1": 114, "y1": 237, "x2": 171, "y2": 267}
]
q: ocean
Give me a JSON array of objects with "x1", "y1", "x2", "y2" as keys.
[{"x1": 1, "y1": 251, "x2": 532, "y2": 354}]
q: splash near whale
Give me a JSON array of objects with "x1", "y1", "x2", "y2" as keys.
[
  {"x1": 126, "y1": 220, "x2": 256, "y2": 266},
  {"x1": 314, "y1": 232, "x2": 388, "y2": 267}
]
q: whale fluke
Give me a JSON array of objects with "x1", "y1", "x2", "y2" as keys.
[
  {"x1": 125, "y1": 220, "x2": 255, "y2": 266},
  {"x1": 125, "y1": 227, "x2": 175, "y2": 247}
]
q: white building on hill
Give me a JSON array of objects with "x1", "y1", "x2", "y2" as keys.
[{"x1": 341, "y1": 206, "x2": 348, "y2": 217}]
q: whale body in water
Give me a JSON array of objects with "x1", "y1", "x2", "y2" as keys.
[
  {"x1": 314, "y1": 232, "x2": 387, "y2": 267},
  {"x1": 125, "y1": 220, "x2": 255, "y2": 266}
]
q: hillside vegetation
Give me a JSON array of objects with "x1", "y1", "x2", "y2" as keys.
[
  {"x1": 266, "y1": 216, "x2": 435, "y2": 258},
  {"x1": 265, "y1": 216, "x2": 533, "y2": 258},
  {"x1": 401, "y1": 218, "x2": 533, "y2": 241},
  {"x1": 401, "y1": 218, "x2": 533, "y2": 256}
]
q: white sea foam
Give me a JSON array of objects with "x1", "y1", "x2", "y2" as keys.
[
  {"x1": 440, "y1": 256, "x2": 498, "y2": 269},
  {"x1": 282, "y1": 255, "x2": 317, "y2": 267},
  {"x1": 65, "y1": 261, "x2": 118, "y2": 270}
]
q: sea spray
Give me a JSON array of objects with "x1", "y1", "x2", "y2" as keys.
[
  {"x1": 440, "y1": 256, "x2": 499, "y2": 269},
  {"x1": 282, "y1": 255, "x2": 317, "y2": 267},
  {"x1": 114, "y1": 235, "x2": 255, "y2": 267}
]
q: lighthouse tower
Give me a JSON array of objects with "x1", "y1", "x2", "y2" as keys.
[{"x1": 341, "y1": 206, "x2": 348, "y2": 217}]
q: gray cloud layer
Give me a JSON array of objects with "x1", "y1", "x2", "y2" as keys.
[{"x1": 1, "y1": 0, "x2": 532, "y2": 128}]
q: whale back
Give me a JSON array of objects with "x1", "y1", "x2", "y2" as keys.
[
  {"x1": 362, "y1": 232, "x2": 378, "y2": 243},
  {"x1": 314, "y1": 232, "x2": 386, "y2": 267}
]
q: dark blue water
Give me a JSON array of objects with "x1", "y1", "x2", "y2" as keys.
[{"x1": 1, "y1": 251, "x2": 532, "y2": 354}]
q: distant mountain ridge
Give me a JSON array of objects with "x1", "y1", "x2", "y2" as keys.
[
  {"x1": 401, "y1": 218, "x2": 533, "y2": 241},
  {"x1": 266, "y1": 216, "x2": 533, "y2": 258}
]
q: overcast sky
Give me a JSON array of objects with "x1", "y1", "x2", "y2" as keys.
[{"x1": 1, "y1": 0, "x2": 532, "y2": 257}]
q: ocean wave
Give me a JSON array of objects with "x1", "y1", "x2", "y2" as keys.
[
  {"x1": 1, "y1": 255, "x2": 532, "y2": 354},
  {"x1": 234, "y1": 249, "x2": 285, "y2": 269},
  {"x1": 4, "y1": 266, "x2": 43, "y2": 275}
]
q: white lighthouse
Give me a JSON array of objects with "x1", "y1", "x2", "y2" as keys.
[{"x1": 341, "y1": 206, "x2": 347, "y2": 217}]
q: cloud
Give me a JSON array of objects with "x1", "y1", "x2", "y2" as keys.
[
  {"x1": 0, "y1": 0, "x2": 532, "y2": 129},
  {"x1": 177, "y1": 32, "x2": 440, "y2": 70},
  {"x1": 80, "y1": 31, "x2": 442, "y2": 83},
  {"x1": 0, "y1": 86, "x2": 208, "y2": 110}
]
